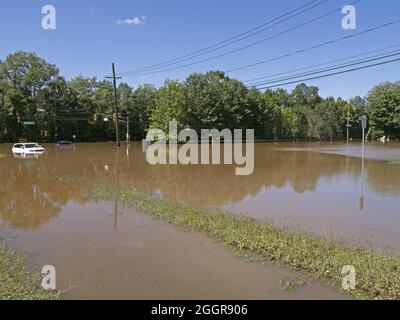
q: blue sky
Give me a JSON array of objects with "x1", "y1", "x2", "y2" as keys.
[{"x1": 0, "y1": 0, "x2": 399, "y2": 98}]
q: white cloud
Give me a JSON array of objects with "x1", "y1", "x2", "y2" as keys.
[{"x1": 117, "y1": 15, "x2": 147, "y2": 26}]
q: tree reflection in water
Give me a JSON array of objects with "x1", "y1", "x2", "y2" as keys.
[{"x1": 0, "y1": 143, "x2": 399, "y2": 230}]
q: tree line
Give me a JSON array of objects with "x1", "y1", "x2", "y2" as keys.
[{"x1": 1, "y1": 51, "x2": 399, "y2": 143}]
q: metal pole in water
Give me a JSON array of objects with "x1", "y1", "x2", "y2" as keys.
[
  {"x1": 359, "y1": 115, "x2": 367, "y2": 210},
  {"x1": 346, "y1": 104, "x2": 351, "y2": 143},
  {"x1": 361, "y1": 115, "x2": 367, "y2": 147}
]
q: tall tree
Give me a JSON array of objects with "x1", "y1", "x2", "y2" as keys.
[
  {"x1": 367, "y1": 82, "x2": 400, "y2": 140},
  {"x1": 149, "y1": 80, "x2": 187, "y2": 134},
  {"x1": 0, "y1": 52, "x2": 59, "y2": 141}
]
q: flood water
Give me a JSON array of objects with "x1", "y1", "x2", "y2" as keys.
[{"x1": 1, "y1": 142, "x2": 399, "y2": 299}]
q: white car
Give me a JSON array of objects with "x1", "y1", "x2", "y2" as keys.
[{"x1": 12, "y1": 143, "x2": 46, "y2": 155}]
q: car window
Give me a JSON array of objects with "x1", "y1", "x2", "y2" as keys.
[{"x1": 25, "y1": 144, "x2": 36, "y2": 148}]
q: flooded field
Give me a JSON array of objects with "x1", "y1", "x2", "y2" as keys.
[{"x1": 0, "y1": 142, "x2": 399, "y2": 299}]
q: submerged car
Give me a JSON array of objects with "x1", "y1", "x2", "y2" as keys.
[
  {"x1": 56, "y1": 141, "x2": 73, "y2": 146},
  {"x1": 12, "y1": 143, "x2": 46, "y2": 155}
]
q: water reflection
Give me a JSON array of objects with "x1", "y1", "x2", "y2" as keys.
[
  {"x1": 0, "y1": 149, "x2": 89, "y2": 229},
  {"x1": 360, "y1": 143, "x2": 366, "y2": 211},
  {"x1": 13, "y1": 153, "x2": 43, "y2": 160},
  {"x1": 0, "y1": 143, "x2": 399, "y2": 245}
]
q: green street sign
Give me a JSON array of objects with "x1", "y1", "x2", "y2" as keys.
[{"x1": 23, "y1": 121, "x2": 36, "y2": 126}]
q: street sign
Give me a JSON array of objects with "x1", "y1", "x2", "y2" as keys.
[
  {"x1": 361, "y1": 115, "x2": 367, "y2": 130},
  {"x1": 23, "y1": 121, "x2": 35, "y2": 126}
]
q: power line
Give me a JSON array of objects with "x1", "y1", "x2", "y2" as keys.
[
  {"x1": 248, "y1": 50, "x2": 400, "y2": 87},
  {"x1": 54, "y1": 117, "x2": 91, "y2": 121},
  {"x1": 140, "y1": 44, "x2": 400, "y2": 90},
  {"x1": 226, "y1": 19, "x2": 400, "y2": 73},
  {"x1": 243, "y1": 43, "x2": 400, "y2": 84},
  {"x1": 175, "y1": 50, "x2": 400, "y2": 99},
  {"x1": 56, "y1": 110, "x2": 90, "y2": 114},
  {"x1": 118, "y1": 0, "x2": 330, "y2": 75},
  {"x1": 55, "y1": 108, "x2": 88, "y2": 112},
  {"x1": 256, "y1": 57, "x2": 400, "y2": 89},
  {"x1": 54, "y1": 52, "x2": 398, "y2": 111},
  {"x1": 121, "y1": 0, "x2": 361, "y2": 77}
]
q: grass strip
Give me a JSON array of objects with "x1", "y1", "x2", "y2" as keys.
[
  {"x1": 0, "y1": 242, "x2": 61, "y2": 300},
  {"x1": 77, "y1": 180, "x2": 400, "y2": 300}
]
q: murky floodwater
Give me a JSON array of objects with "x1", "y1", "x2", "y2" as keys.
[{"x1": 1, "y1": 142, "x2": 399, "y2": 299}]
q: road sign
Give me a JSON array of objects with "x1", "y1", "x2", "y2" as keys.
[
  {"x1": 361, "y1": 115, "x2": 367, "y2": 130},
  {"x1": 23, "y1": 121, "x2": 35, "y2": 126}
]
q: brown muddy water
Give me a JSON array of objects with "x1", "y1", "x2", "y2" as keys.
[{"x1": 0, "y1": 141, "x2": 399, "y2": 299}]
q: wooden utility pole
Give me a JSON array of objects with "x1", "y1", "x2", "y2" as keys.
[{"x1": 107, "y1": 63, "x2": 122, "y2": 147}]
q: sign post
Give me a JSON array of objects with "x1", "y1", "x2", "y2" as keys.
[
  {"x1": 359, "y1": 115, "x2": 367, "y2": 211},
  {"x1": 361, "y1": 115, "x2": 367, "y2": 146}
]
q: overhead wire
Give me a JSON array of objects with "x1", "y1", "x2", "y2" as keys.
[{"x1": 120, "y1": 0, "x2": 362, "y2": 77}]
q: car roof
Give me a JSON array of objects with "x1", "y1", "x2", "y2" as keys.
[{"x1": 14, "y1": 143, "x2": 37, "y2": 146}]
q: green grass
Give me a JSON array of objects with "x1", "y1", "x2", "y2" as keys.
[
  {"x1": 0, "y1": 242, "x2": 61, "y2": 300},
  {"x1": 70, "y1": 179, "x2": 400, "y2": 300}
]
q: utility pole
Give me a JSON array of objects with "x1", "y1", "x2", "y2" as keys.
[{"x1": 106, "y1": 63, "x2": 122, "y2": 147}]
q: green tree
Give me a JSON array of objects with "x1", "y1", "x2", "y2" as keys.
[
  {"x1": 347, "y1": 96, "x2": 366, "y2": 139},
  {"x1": 280, "y1": 107, "x2": 300, "y2": 140},
  {"x1": 36, "y1": 76, "x2": 78, "y2": 141},
  {"x1": 367, "y1": 82, "x2": 400, "y2": 140},
  {"x1": 184, "y1": 71, "x2": 249, "y2": 133},
  {"x1": 0, "y1": 51, "x2": 59, "y2": 141},
  {"x1": 149, "y1": 80, "x2": 187, "y2": 134},
  {"x1": 128, "y1": 84, "x2": 157, "y2": 140},
  {"x1": 290, "y1": 83, "x2": 322, "y2": 139},
  {"x1": 316, "y1": 97, "x2": 342, "y2": 140}
]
